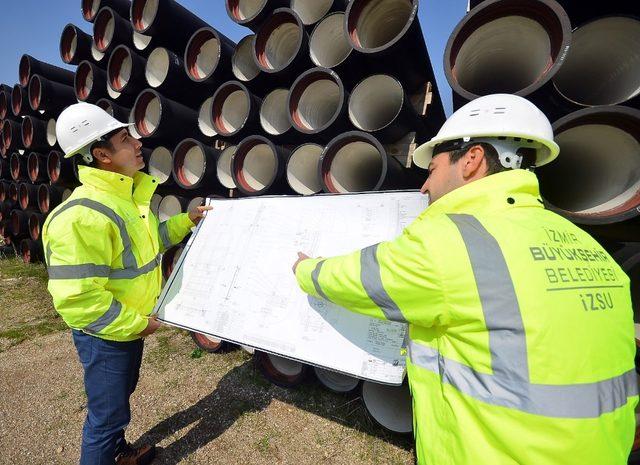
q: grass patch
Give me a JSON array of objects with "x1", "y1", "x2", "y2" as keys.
[
  {"x1": 0, "y1": 257, "x2": 48, "y2": 283},
  {"x1": 0, "y1": 258, "x2": 61, "y2": 349},
  {"x1": 0, "y1": 318, "x2": 68, "y2": 350}
]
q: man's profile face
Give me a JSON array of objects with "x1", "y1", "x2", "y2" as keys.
[
  {"x1": 104, "y1": 129, "x2": 144, "y2": 177},
  {"x1": 420, "y1": 152, "x2": 462, "y2": 204}
]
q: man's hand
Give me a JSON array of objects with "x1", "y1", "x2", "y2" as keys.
[
  {"x1": 188, "y1": 205, "x2": 213, "y2": 226},
  {"x1": 292, "y1": 252, "x2": 311, "y2": 274},
  {"x1": 138, "y1": 315, "x2": 161, "y2": 338}
]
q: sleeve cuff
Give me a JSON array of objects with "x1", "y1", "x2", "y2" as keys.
[
  {"x1": 295, "y1": 258, "x2": 324, "y2": 298},
  {"x1": 131, "y1": 314, "x2": 149, "y2": 336}
]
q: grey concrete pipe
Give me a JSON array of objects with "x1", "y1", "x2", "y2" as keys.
[
  {"x1": 444, "y1": 0, "x2": 572, "y2": 116},
  {"x1": 538, "y1": 105, "x2": 640, "y2": 224},
  {"x1": 552, "y1": 16, "x2": 640, "y2": 109},
  {"x1": 285, "y1": 143, "x2": 323, "y2": 195}
]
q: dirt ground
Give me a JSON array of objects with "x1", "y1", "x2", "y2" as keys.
[{"x1": 0, "y1": 259, "x2": 414, "y2": 464}]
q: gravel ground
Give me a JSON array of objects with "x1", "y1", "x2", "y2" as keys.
[{"x1": 0, "y1": 260, "x2": 414, "y2": 465}]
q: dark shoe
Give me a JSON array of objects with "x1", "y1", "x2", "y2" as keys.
[{"x1": 116, "y1": 443, "x2": 156, "y2": 465}]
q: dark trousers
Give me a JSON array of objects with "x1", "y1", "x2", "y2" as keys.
[{"x1": 72, "y1": 330, "x2": 144, "y2": 465}]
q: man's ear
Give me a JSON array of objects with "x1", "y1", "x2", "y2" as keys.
[
  {"x1": 461, "y1": 145, "x2": 486, "y2": 179},
  {"x1": 92, "y1": 147, "x2": 112, "y2": 165}
]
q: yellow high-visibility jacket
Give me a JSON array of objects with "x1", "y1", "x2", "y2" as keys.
[
  {"x1": 42, "y1": 166, "x2": 194, "y2": 342},
  {"x1": 296, "y1": 169, "x2": 637, "y2": 465}
]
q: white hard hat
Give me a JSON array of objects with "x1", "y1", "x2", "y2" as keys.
[
  {"x1": 56, "y1": 102, "x2": 133, "y2": 163},
  {"x1": 413, "y1": 94, "x2": 559, "y2": 169}
]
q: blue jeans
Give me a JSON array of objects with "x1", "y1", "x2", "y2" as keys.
[{"x1": 72, "y1": 330, "x2": 144, "y2": 465}]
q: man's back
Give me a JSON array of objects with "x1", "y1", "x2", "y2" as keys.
[{"x1": 406, "y1": 170, "x2": 637, "y2": 464}]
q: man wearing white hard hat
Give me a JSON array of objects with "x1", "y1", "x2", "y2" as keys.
[
  {"x1": 294, "y1": 94, "x2": 636, "y2": 464},
  {"x1": 42, "y1": 103, "x2": 211, "y2": 465}
]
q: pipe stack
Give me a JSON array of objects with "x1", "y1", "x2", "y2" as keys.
[
  {"x1": 446, "y1": 1, "x2": 640, "y2": 245},
  {"x1": 0, "y1": 51, "x2": 77, "y2": 262}
]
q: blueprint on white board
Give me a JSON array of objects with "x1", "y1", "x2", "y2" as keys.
[{"x1": 155, "y1": 191, "x2": 428, "y2": 385}]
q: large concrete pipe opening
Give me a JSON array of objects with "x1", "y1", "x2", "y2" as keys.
[
  {"x1": 260, "y1": 88, "x2": 291, "y2": 135},
  {"x1": 227, "y1": 0, "x2": 266, "y2": 22},
  {"x1": 161, "y1": 244, "x2": 184, "y2": 280},
  {"x1": 27, "y1": 153, "x2": 40, "y2": 182},
  {"x1": 91, "y1": 41, "x2": 105, "y2": 63},
  {"x1": 46, "y1": 152, "x2": 63, "y2": 184},
  {"x1": 198, "y1": 97, "x2": 217, "y2": 138},
  {"x1": 173, "y1": 140, "x2": 206, "y2": 188},
  {"x1": 107, "y1": 84, "x2": 122, "y2": 100},
  {"x1": 108, "y1": 47, "x2": 133, "y2": 92},
  {"x1": 0, "y1": 92, "x2": 8, "y2": 119},
  {"x1": 38, "y1": 184, "x2": 51, "y2": 214},
  {"x1": 146, "y1": 47, "x2": 170, "y2": 87},
  {"x1": 255, "y1": 11, "x2": 302, "y2": 71},
  {"x1": 212, "y1": 83, "x2": 250, "y2": 135},
  {"x1": 150, "y1": 193, "x2": 162, "y2": 217},
  {"x1": 134, "y1": 90, "x2": 162, "y2": 137},
  {"x1": 3, "y1": 121, "x2": 15, "y2": 151},
  {"x1": 60, "y1": 24, "x2": 79, "y2": 64},
  {"x1": 255, "y1": 352, "x2": 307, "y2": 387},
  {"x1": 46, "y1": 119, "x2": 57, "y2": 147},
  {"x1": 187, "y1": 197, "x2": 204, "y2": 212},
  {"x1": 8, "y1": 184, "x2": 18, "y2": 203},
  {"x1": 217, "y1": 145, "x2": 238, "y2": 189},
  {"x1": 538, "y1": 107, "x2": 640, "y2": 221},
  {"x1": 22, "y1": 118, "x2": 34, "y2": 148},
  {"x1": 28, "y1": 213, "x2": 42, "y2": 241},
  {"x1": 131, "y1": 0, "x2": 160, "y2": 32},
  {"x1": 75, "y1": 62, "x2": 94, "y2": 101},
  {"x1": 186, "y1": 28, "x2": 222, "y2": 81},
  {"x1": 10, "y1": 154, "x2": 21, "y2": 181},
  {"x1": 232, "y1": 35, "x2": 260, "y2": 81},
  {"x1": 445, "y1": 0, "x2": 569, "y2": 97},
  {"x1": 158, "y1": 195, "x2": 184, "y2": 222},
  {"x1": 347, "y1": 0, "x2": 415, "y2": 50},
  {"x1": 28, "y1": 76, "x2": 42, "y2": 111},
  {"x1": 148, "y1": 146, "x2": 173, "y2": 184},
  {"x1": 133, "y1": 31, "x2": 153, "y2": 52},
  {"x1": 314, "y1": 367, "x2": 360, "y2": 393},
  {"x1": 286, "y1": 144, "x2": 323, "y2": 195},
  {"x1": 19, "y1": 55, "x2": 31, "y2": 87},
  {"x1": 553, "y1": 17, "x2": 640, "y2": 106},
  {"x1": 291, "y1": 0, "x2": 335, "y2": 26},
  {"x1": 310, "y1": 12, "x2": 351, "y2": 68},
  {"x1": 362, "y1": 381, "x2": 413, "y2": 434},
  {"x1": 82, "y1": 0, "x2": 101, "y2": 22},
  {"x1": 94, "y1": 8, "x2": 116, "y2": 52},
  {"x1": 321, "y1": 133, "x2": 386, "y2": 193},
  {"x1": 349, "y1": 75, "x2": 403, "y2": 131},
  {"x1": 11, "y1": 85, "x2": 23, "y2": 116},
  {"x1": 234, "y1": 138, "x2": 277, "y2": 193},
  {"x1": 289, "y1": 70, "x2": 342, "y2": 132}
]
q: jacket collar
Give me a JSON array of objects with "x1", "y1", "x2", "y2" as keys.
[
  {"x1": 78, "y1": 166, "x2": 159, "y2": 203},
  {"x1": 423, "y1": 169, "x2": 544, "y2": 218}
]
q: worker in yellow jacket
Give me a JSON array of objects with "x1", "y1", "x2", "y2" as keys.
[
  {"x1": 42, "y1": 103, "x2": 211, "y2": 465},
  {"x1": 294, "y1": 94, "x2": 637, "y2": 465}
]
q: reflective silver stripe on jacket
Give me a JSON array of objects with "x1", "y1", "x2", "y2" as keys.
[
  {"x1": 46, "y1": 198, "x2": 160, "y2": 280},
  {"x1": 158, "y1": 221, "x2": 172, "y2": 249},
  {"x1": 361, "y1": 244, "x2": 407, "y2": 323},
  {"x1": 408, "y1": 341, "x2": 636, "y2": 418},
  {"x1": 311, "y1": 261, "x2": 332, "y2": 301},
  {"x1": 407, "y1": 213, "x2": 637, "y2": 418},
  {"x1": 83, "y1": 297, "x2": 123, "y2": 334}
]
